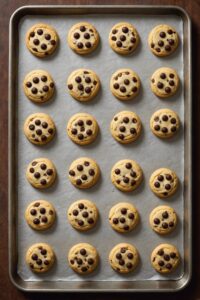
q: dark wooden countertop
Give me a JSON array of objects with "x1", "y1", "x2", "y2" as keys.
[{"x1": 0, "y1": 0, "x2": 199, "y2": 299}]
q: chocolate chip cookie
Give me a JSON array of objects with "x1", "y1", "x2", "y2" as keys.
[
  {"x1": 151, "y1": 244, "x2": 180, "y2": 273},
  {"x1": 26, "y1": 158, "x2": 57, "y2": 189},
  {"x1": 67, "y1": 113, "x2": 99, "y2": 145},
  {"x1": 148, "y1": 24, "x2": 179, "y2": 57},
  {"x1": 23, "y1": 70, "x2": 55, "y2": 103},
  {"x1": 67, "y1": 69, "x2": 100, "y2": 102},
  {"x1": 149, "y1": 168, "x2": 179, "y2": 198},
  {"x1": 110, "y1": 69, "x2": 140, "y2": 101},
  {"x1": 26, "y1": 243, "x2": 55, "y2": 273},
  {"x1": 110, "y1": 110, "x2": 142, "y2": 144},
  {"x1": 150, "y1": 67, "x2": 179, "y2": 98},
  {"x1": 149, "y1": 205, "x2": 177, "y2": 235},
  {"x1": 67, "y1": 199, "x2": 98, "y2": 231},
  {"x1": 68, "y1": 157, "x2": 100, "y2": 189},
  {"x1": 111, "y1": 159, "x2": 143, "y2": 192},
  {"x1": 24, "y1": 113, "x2": 56, "y2": 145},
  {"x1": 109, "y1": 202, "x2": 139, "y2": 233},
  {"x1": 109, "y1": 22, "x2": 140, "y2": 55},
  {"x1": 150, "y1": 109, "x2": 180, "y2": 139},
  {"x1": 109, "y1": 243, "x2": 139, "y2": 274},
  {"x1": 26, "y1": 23, "x2": 59, "y2": 58},
  {"x1": 68, "y1": 22, "x2": 99, "y2": 55},
  {"x1": 68, "y1": 243, "x2": 99, "y2": 274},
  {"x1": 25, "y1": 200, "x2": 56, "y2": 231}
]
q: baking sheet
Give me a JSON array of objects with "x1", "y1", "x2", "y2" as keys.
[{"x1": 17, "y1": 13, "x2": 184, "y2": 282}]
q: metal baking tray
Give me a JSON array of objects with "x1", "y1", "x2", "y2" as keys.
[{"x1": 9, "y1": 5, "x2": 192, "y2": 292}]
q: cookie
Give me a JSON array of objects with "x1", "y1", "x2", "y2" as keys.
[
  {"x1": 26, "y1": 158, "x2": 57, "y2": 189},
  {"x1": 23, "y1": 70, "x2": 55, "y2": 103},
  {"x1": 150, "y1": 67, "x2": 179, "y2": 98},
  {"x1": 26, "y1": 243, "x2": 55, "y2": 273},
  {"x1": 149, "y1": 205, "x2": 177, "y2": 235},
  {"x1": 25, "y1": 200, "x2": 56, "y2": 231},
  {"x1": 67, "y1": 69, "x2": 100, "y2": 102},
  {"x1": 24, "y1": 113, "x2": 56, "y2": 145},
  {"x1": 68, "y1": 157, "x2": 100, "y2": 189},
  {"x1": 68, "y1": 22, "x2": 99, "y2": 55},
  {"x1": 26, "y1": 23, "x2": 59, "y2": 58},
  {"x1": 109, "y1": 243, "x2": 139, "y2": 274},
  {"x1": 109, "y1": 202, "x2": 139, "y2": 233},
  {"x1": 150, "y1": 109, "x2": 180, "y2": 139},
  {"x1": 109, "y1": 22, "x2": 139, "y2": 55},
  {"x1": 148, "y1": 24, "x2": 179, "y2": 57},
  {"x1": 110, "y1": 111, "x2": 142, "y2": 144},
  {"x1": 68, "y1": 243, "x2": 99, "y2": 274},
  {"x1": 111, "y1": 159, "x2": 143, "y2": 192},
  {"x1": 67, "y1": 199, "x2": 98, "y2": 231},
  {"x1": 151, "y1": 244, "x2": 180, "y2": 273},
  {"x1": 149, "y1": 168, "x2": 178, "y2": 198},
  {"x1": 110, "y1": 69, "x2": 140, "y2": 101},
  {"x1": 67, "y1": 113, "x2": 99, "y2": 145}
]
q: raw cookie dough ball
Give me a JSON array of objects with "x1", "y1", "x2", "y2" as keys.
[
  {"x1": 151, "y1": 243, "x2": 180, "y2": 273},
  {"x1": 109, "y1": 202, "x2": 139, "y2": 233},
  {"x1": 150, "y1": 109, "x2": 180, "y2": 139},
  {"x1": 23, "y1": 70, "x2": 55, "y2": 103},
  {"x1": 67, "y1": 113, "x2": 99, "y2": 145},
  {"x1": 26, "y1": 158, "x2": 57, "y2": 189},
  {"x1": 110, "y1": 110, "x2": 142, "y2": 144},
  {"x1": 68, "y1": 243, "x2": 99, "y2": 274},
  {"x1": 109, "y1": 243, "x2": 139, "y2": 273},
  {"x1": 26, "y1": 243, "x2": 55, "y2": 273},
  {"x1": 26, "y1": 23, "x2": 59, "y2": 57},
  {"x1": 149, "y1": 168, "x2": 179, "y2": 198},
  {"x1": 148, "y1": 24, "x2": 179, "y2": 57},
  {"x1": 109, "y1": 22, "x2": 140, "y2": 55},
  {"x1": 149, "y1": 205, "x2": 177, "y2": 235},
  {"x1": 67, "y1": 69, "x2": 100, "y2": 102},
  {"x1": 24, "y1": 113, "x2": 56, "y2": 145},
  {"x1": 25, "y1": 200, "x2": 56, "y2": 231},
  {"x1": 150, "y1": 67, "x2": 179, "y2": 98},
  {"x1": 111, "y1": 159, "x2": 143, "y2": 192},
  {"x1": 110, "y1": 69, "x2": 140, "y2": 101},
  {"x1": 68, "y1": 22, "x2": 100, "y2": 55},
  {"x1": 67, "y1": 199, "x2": 98, "y2": 231},
  {"x1": 68, "y1": 157, "x2": 100, "y2": 189}
]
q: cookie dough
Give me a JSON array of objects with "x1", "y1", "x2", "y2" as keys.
[
  {"x1": 149, "y1": 205, "x2": 177, "y2": 235},
  {"x1": 67, "y1": 199, "x2": 98, "y2": 231},
  {"x1": 23, "y1": 69, "x2": 55, "y2": 103},
  {"x1": 109, "y1": 202, "x2": 139, "y2": 233},
  {"x1": 148, "y1": 24, "x2": 179, "y2": 57},
  {"x1": 26, "y1": 23, "x2": 59, "y2": 58},
  {"x1": 67, "y1": 69, "x2": 100, "y2": 102},
  {"x1": 150, "y1": 109, "x2": 180, "y2": 139},
  {"x1": 67, "y1": 113, "x2": 99, "y2": 145},
  {"x1": 150, "y1": 67, "x2": 179, "y2": 98},
  {"x1": 26, "y1": 158, "x2": 57, "y2": 189},
  {"x1": 68, "y1": 22, "x2": 99, "y2": 55},
  {"x1": 25, "y1": 200, "x2": 56, "y2": 231},
  {"x1": 110, "y1": 69, "x2": 140, "y2": 101},
  {"x1": 109, "y1": 243, "x2": 139, "y2": 273},
  {"x1": 111, "y1": 159, "x2": 143, "y2": 192},
  {"x1": 68, "y1": 157, "x2": 100, "y2": 189},
  {"x1": 24, "y1": 113, "x2": 56, "y2": 145},
  {"x1": 26, "y1": 243, "x2": 55, "y2": 273},
  {"x1": 68, "y1": 243, "x2": 99, "y2": 274},
  {"x1": 110, "y1": 110, "x2": 142, "y2": 143},
  {"x1": 149, "y1": 168, "x2": 178, "y2": 198},
  {"x1": 151, "y1": 244, "x2": 180, "y2": 273},
  {"x1": 109, "y1": 22, "x2": 139, "y2": 55}
]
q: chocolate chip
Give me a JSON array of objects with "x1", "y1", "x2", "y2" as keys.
[
  {"x1": 85, "y1": 42, "x2": 91, "y2": 48},
  {"x1": 160, "y1": 73, "x2": 166, "y2": 79},
  {"x1": 89, "y1": 169, "x2": 95, "y2": 176},
  {"x1": 154, "y1": 218, "x2": 160, "y2": 225},
  {"x1": 169, "y1": 80, "x2": 175, "y2": 86},
  {"x1": 77, "y1": 258, "x2": 83, "y2": 265},
  {"x1": 162, "y1": 222, "x2": 168, "y2": 229},
  {"x1": 116, "y1": 253, "x2": 122, "y2": 259},
  {"x1": 49, "y1": 210, "x2": 54, "y2": 215},
  {"x1": 164, "y1": 254, "x2": 170, "y2": 261},
  {"x1": 154, "y1": 181, "x2": 160, "y2": 188},
  {"x1": 124, "y1": 79, "x2": 130, "y2": 85},
  {"x1": 41, "y1": 135, "x2": 47, "y2": 141},
  {"x1": 31, "y1": 254, "x2": 38, "y2": 260},
  {"x1": 171, "y1": 118, "x2": 177, "y2": 124},
  {"x1": 170, "y1": 252, "x2": 176, "y2": 258},
  {"x1": 50, "y1": 40, "x2": 56, "y2": 45},
  {"x1": 29, "y1": 124, "x2": 35, "y2": 131},
  {"x1": 26, "y1": 82, "x2": 32, "y2": 88},
  {"x1": 165, "y1": 184, "x2": 171, "y2": 190},
  {"x1": 121, "y1": 247, "x2": 126, "y2": 253},
  {"x1": 82, "y1": 211, "x2": 88, "y2": 218},
  {"x1": 33, "y1": 39, "x2": 40, "y2": 45},
  {"x1": 158, "y1": 249, "x2": 164, "y2": 256},
  {"x1": 167, "y1": 29, "x2": 173, "y2": 34},
  {"x1": 169, "y1": 221, "x2": 174, "y2": 227},
  {"x1": 116, "y1": 41, "x2": 122, "y2": 47},
  {"x1": 77, "y1": 164, "x2": 83, "y2": 172},
  {"x1": 132, "y1": 87, "x2": 138, "y2": 93},
  {"x1": 30, "y1": 32, "x2": 35, "y2": 38},
  {"x1": 112, "y1": 29, "x2": 117, "y2": 34},
  {"x1": 128, "y1": 213, "x2": 134, "y2": 219},
  {"x1": 80, "y1": 26, "x2": 86, "y2": 32},
  {"x1": 169, "y1": 73, "x2": 174, "y2": 78},
  {"x1": 162, "y1": 211, "x2": 169, "y2": 218},
  {"x1": 85, "y1": 87, "x2": 91, "y2": 94},
  {"x1": 168, "y1": 39, "x2": 174, "y2": 45},
  {"x1": 78, "y1": 83, "x2": 84, "y2": 91},
  {"x1": 151, "y1": 43, "x2": 155, "y2": 48},
  {"x1": 40, "y1": 207, "x2": 46, "y2": 214},
  {"x1": 157, "y1": 82, "x2": 164, "y2": 89},
  {"x1": 40, "y1": 179, "x2": 47, "y2": 185},
  {"x1": 166, "y1": 263, "x2": 172, "y2": 269},
  {"x1": 41, "y1": 43, "x2": 47, "y2": 50},
  {"x1": 124, "y1": 225, "x2": 130, "y2": 231},
  {"x1": 81, "y1": 174, "x2": 87, "y2": 180},
  {"x1": 126, "y1": 262, "x2": 133, "y2": 269},
  {"x1": 166, "y1": 174, "x2": 172, "y2": 181},
  {"x1": 119, "y1": 126, "x2": 126, "y2": 132},
  {"x1": 68, "y1": 84, "x2": 73, "y2": 90},
  {"x1": 76, "y1": 179, "x2": 82, "y2": 185},
  {"x1": 123, "y1": 177, "x2": 129, "y2": 184},
  {"x1": 81, "y1": 267, "x2": 87, "y2": 272},
  {"x1": 84, "y1": 32, "x2": 90, "y2": 39},
  {"x1": 113, "y1": 83, "x2": 119, "y2": 89},
  {"x1": 118, "y1": 134, "x2": 124, "y2": 140},
  {"x1": 120, "y1": 86, "x2": 126, "y2": 93},
  {"x1": 37, "y1": 29, "x2": 43, "y2": 35},
  {"x1": 113, "y1": 218, "x2": 119, "y2": 224},
  {"x1": 111, "y1": 36, "x2": 117, "y2": 41},
  {"x1": 74, "y1": 32, "x2": 80, "y2": 39},
  {"x1": 47, "y1": 169, "x2": 53, "y2": 176},
  {"x1": 34, "y1": 172, "x2": 40, "y2": 179},
  {"x1": 44, "y1": 260, "x2": 49, "y2": 265},
  {"x1": 86, "y1": 129, "x2": 92, "y2": 136},
  {"x1": 36, "y1": 259, "x2": 42, "y2": 265},
  {"x1": 121, "y1": 208, "x2": 127, "y2": 214},
  {"x1": 132, "y1": 77, "x2": 137, "y2": 83},
  {"x1": 122, "y1": 27, "x2": 128, "y2": 33},
  {"x1": 78, "y1": 203, "x2": 84, "y2": 209},
  {"x1": 69, "y1": 170, "x2": 75, "y2": 176},
  {"x1": 45, "y1": 34, "x2": 51, "y2": 40},
  {"x1": 158, "y1": 40, "x2": 164, "y2": 47},
  {"x1": 88, "y1": 258, "x2": 94, "y2": 265},
  {"x1": 165, "y1": 45, "x2": 171, "y2": 51},
  {"x1": 131, "y1": 37, "x2": 136, "y2": 43},
  {"x1": 126, "y1": 163, "x2": 132, "y2": 169},
  {"x1": 80, "y1": 248, "x2": 86, "y2": 255},
  {"x1": 36, "y1": 129, "x2": 42, "y2": 136},
  {"x1": 77, "y1": 42, "x2": 83, "y2": 49},
  {"x1": 85, "y1": 77, "x2": 91, "y2": 84},
  {"x1": 30, "y1": 209, "x2": 37, "y2": 216},
  {"x1": 41, "y1": 249, "x2": 47, "y2": 255},
  {"x1": 120, "y1": 35, "x2": 126, "y2": 41},
  {"x1": 73, "y1": 209, "x2": 79, "y2": 216},
  {"x1": 75, "y1": 76, "x2": 82, "y2": 83},
  {"x1": 33, "y1": 218, "x2": 40, "y2": 224},
  {"x1": 130, "y1": 128, "x2": 136, "y2": 134},
  {"x1": 115, "y1": 169, "x2": 120, "y2": 175},
  {"x1": 156, "y1": 47, "x2": 161, "y2": 52},
  {"x1": 87, "y1": 218, "x2": 94, "y2": 224},
  {"x1": 158, "y1": 260, "x2": 164, "y2": 267},
  {"x1": 29, "y1": 168, "x2": 34, "y2": 173},
  {"x1": 160, "y1": 31, "x2": 166, "y2": 38},
  {"x1": 34, "y1": 202, "x2": 40, "y2": 207},
  {"x1": 162, "y1": 127, "x2": 168, "y2": 133},
  {"x1": 31, "y1": 87, "x2": 38, "y2": 94},
  {"x1": 162, "y1": 115, "x2": 168, "y2": 121},
  {"x1": 78, "y1": 134, "x2": 84, "y2": 140},
  {"x1": 119, "y1": 259, "x2": 125, "y2": 266},
  {"x1": 78, "y1": 220, "x2": 84, "y2": 226},
  {"x1": 127, "y1": 253, "x2": 133, "y2": 259},
  {"x1": 43, "y1": 85, "x2": 49, "y2": 92}
]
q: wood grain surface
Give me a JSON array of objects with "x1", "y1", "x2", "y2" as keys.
[{"x1": 0, "y1": 0, "x2": 199, "y2": 299}]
